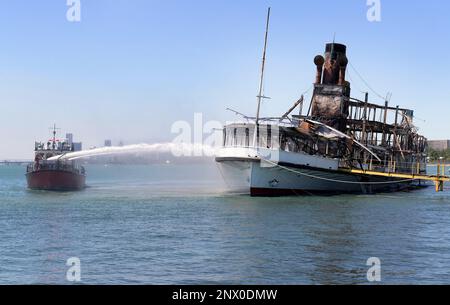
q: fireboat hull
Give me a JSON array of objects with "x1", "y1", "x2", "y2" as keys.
[{"x1": 26, "y1": 170, "x2": 86, "y2": 191}]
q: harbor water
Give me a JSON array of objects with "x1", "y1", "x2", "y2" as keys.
[{"x1": 0, "y1": 162, "x2": 450, "y2": 284}]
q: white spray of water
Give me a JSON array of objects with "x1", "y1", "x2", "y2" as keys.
[{"x1": 48, "y1": 143, "x2": 218, "y2": 161}]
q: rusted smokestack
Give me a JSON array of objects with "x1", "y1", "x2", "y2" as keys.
[
  {"x1": 314, "y1": 55, "x2": 324, "y2": 84},
  {"x1": 338, "y1": 55, "x2": 348, "y2": 86},
  {"x1": 322, "y1": 43, "x2": 347, "y2": 85}
]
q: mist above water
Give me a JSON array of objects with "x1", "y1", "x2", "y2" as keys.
[{"x1": 48, "y1": 143, "x2": 217, "y2": 161}]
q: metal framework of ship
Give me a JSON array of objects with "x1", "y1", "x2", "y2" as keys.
[{"x1": 293, "y1": 42, "x2": 428, "y2": 176}]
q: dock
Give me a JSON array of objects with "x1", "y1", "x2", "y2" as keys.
[
  {"x1": 0, "y1": 160, "x2": 30, "y2": 166},
  {"x1": 342, "y1": 165, "x2": 450, "y2": 192}
]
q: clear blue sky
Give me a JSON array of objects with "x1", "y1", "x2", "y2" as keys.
[{"x1": 0, "y1": 0, "x2": 449, "y2": 159}]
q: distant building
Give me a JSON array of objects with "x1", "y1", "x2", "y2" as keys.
[
  {"x1": 118, "y1": 141, "x2": 124, "y2": 147},
  {"x1": 104, "y1": 139, "x2": 112, "y2": 147},
  {"x1": 66, "y1": 133, "x2": 73, "y2": 145},
  {"x1": 428, "y1": 140, "x2": 450, "y2": 151},
  {"x1": 72, "y1": 142, "x2": 82, "y2": 152},
  {"x1": 65, "y1": 133, "x2": 82, "y2": 151}
]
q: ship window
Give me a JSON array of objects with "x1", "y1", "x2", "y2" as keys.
[
  {"x1": 258, "y1": 126, "x2": 268, "y2": 148},
  {"x1": 226, "y1": 128, "x2": 233, "y2": 147},
  {"x1": 223, "y1": 129, "x2": 226, "y2": 146},
  {"x1": 245, "y1": 128, "x2": 250, "y2": 147},
  {"x1": 256, "y1": 126, "x2": 260, "y2": 146},
  {"x1": 222, "y1": 127, "x2": 251, "y2": 147},
  {"x1": 280, "y1": 133, "x2": 286, "y2": 150},
  {"x1": 236, "y1": 128, "x2": 242, "y2": 147},
  {"x1": 283, "y1": 136, "x2": 298, "y2": 153},
  {"x1": 224, "y1": 126, "x2": 275, "y2": 148}
]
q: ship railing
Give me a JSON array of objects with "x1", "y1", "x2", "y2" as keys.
[
  {"x1": 27, "y1": 160, "x2": 85, "y2": 175},
  {"x1": 26, "y1": 163, "x2": 35, "y2": 173},
  {"x1": 350, "y1": 159, "x2": 428, "y2": 175}
]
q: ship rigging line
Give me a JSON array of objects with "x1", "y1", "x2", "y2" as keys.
[
  {"x1": 346, "y1": 70, "x2": 369, "y2": 96},
  {"x1": 300, "y1": 84, "x2": 313, "y2": 97},
  {"x1": 348, "y1": 61, "x2": 387, "y2": 101},
  {"x1": 260, "y1": 158, "x2": 418, "y2": 185}
]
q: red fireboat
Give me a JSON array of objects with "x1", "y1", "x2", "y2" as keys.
[{"x1": 26, "y1": 125, "x2": 86, "y2": 191}]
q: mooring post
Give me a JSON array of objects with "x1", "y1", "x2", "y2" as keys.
[
  {"x1": 437, "y1": 159, "x2": 441, "y2": 178},
  {"x1": 437, "y1": 181, "x2": 444, "y2": 192}
]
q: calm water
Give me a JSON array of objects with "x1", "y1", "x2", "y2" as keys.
[{"x1": 0, "y1": 162, "x2": 450, "y2": 284}]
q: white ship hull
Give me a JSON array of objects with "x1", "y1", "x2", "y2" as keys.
[{"x1": 216, "y1": 147, "x2": 421, "y2": 196}]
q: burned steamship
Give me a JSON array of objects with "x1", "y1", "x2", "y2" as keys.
[{"x1": 215, "y1": 12, "x2": 427, "y2": 196}]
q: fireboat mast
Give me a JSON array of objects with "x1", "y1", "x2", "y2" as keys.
[{"x1": 49, "y1": 124, "x2": 60, "y2": 150}]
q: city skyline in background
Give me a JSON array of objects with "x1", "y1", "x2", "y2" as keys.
[{"x1": 1, "y1": 0, "x2": 449, "y2": 159}]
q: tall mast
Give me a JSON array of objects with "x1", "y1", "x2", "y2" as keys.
[
  {"x1": 255, "y1": 7, "x2": 271, "y2": 125},
  {"x1": 52, "y1": 124, "x2": 57, "y2": 150},
  {"x1": 49, "y1": 123, "x2": 60, "y2": 150},
  {"x1": 52, "y1": 124, "x2": 57, "y2": 142}
]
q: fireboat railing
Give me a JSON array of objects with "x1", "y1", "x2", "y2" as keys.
[{"x1": 26, "y1": 161, "x2": 85, "y2": 175}]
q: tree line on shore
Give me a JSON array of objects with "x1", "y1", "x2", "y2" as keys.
[{"x1": 428, "y1": 148, "x2": 450, "y2": 162}]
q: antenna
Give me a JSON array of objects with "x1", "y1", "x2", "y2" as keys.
[
  {"x1": 48, "y1": 124, "x2": 61, "y2": 150},
  {"x1": 255, "y1": 7, "x2": 271, "y2": 125}
]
